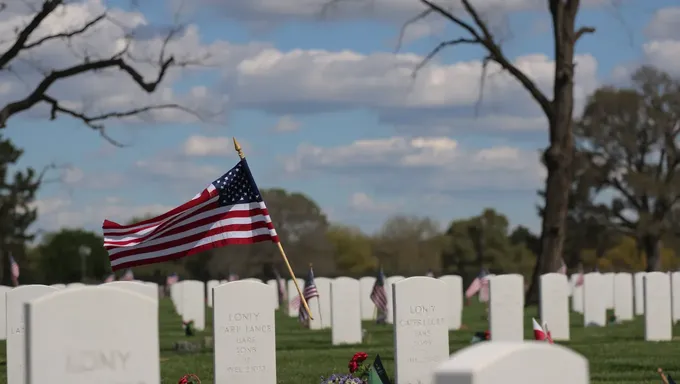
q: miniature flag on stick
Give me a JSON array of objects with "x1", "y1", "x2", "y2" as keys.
[
  {"x1": 101, "y1": 137, "x2": 313, "y2": 320},
  {"x1": 9, "y1": 253, "x2": 19, "y2": 287},
  {"x1": 532, "y1": 318, "x2": 553, "y2": 343}
]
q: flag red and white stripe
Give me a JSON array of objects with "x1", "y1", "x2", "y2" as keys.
[
  {"x1": 103, "y1": 159, "x2": 279, "y2": 271},
  {"x1": 532, "y1": 318, "x2": 554, "y2": 343}
]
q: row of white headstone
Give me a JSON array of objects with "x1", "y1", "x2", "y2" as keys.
[
  {"x1": 4, "y1": 277, "x2": 455, "y2": 384},
  {"x1": 6, "y1": 270, "x2": 672, "y2": 384},
  {"x1": 170, "y1": 275, "x2": 464, "y2": 343}
]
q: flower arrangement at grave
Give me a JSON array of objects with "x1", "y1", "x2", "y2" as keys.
[
  {"x1": 183, "y1": 320, "x2": 195, "y2": 336},
  {"x1": 470, "y1": 330, "x2": 490, "y2": 344},
  {"x1": 320, "y1": 352, "x2": 391, "y2": 384},
  {"x1": 178, "y1": 373, "x2": 201, "y2": 384}
]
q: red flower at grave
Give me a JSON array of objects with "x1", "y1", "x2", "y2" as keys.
[
  {"x1": 348, "y1": 360, "x2": 359, "y2": 373},
  {"x1": 352, "y1": 352, "x2": 368, "y2": 363},
  {"x1": 484, "y1": 330, "x2": 491, "y2": 340}
]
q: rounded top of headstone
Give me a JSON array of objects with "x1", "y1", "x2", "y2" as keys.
[
  {"x1": 214, "y1": 279, "x2": 271, "y2": 292},
  {"x1": 333, "y1": 276, "x2": 357, "y2": 283},
  {"x1": 30, "y1": 286, "x2": 154, "y2": 307},
  {"x1": 646, "y1": 271, "x2": 669, "y2": 278},
  {"x1": 438, "y1": 274, "x2": 462, "y2": 281},
  {"x1": 434, "y1": 342, "x2": 588, "y2": 384},
  {"x1": 393, "y1": 276, "x2": 446, "y2": 288}
]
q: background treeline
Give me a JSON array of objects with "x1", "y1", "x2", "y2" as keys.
[{"x1": 2, "y1": 66, "x2": 680, "y2": 286}]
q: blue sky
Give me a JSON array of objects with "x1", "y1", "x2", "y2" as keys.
[{"x1": 2, "y1": 0, "x2": 679, "y2": 236}]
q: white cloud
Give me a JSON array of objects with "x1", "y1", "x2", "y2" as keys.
[
  {"x1": 227, "y1": 48, "x2": 598, "y2": 130},
  {"x1": 283, "y1": 136, "x2": 544, "y2": 191},
  {"x1": 348, "y1": 192, "x2": 401, "y2": 213},
  {"x1": 183, "y1": 136, "x2": 234, "y2": 157},
  {"x1": 197, "y1": 0, "x2": 606, "y2": 24},
  {"x1": 32, "y1": 195, "x2": 175, "y2": 232},
  {"x1": 642, "y1": 40, "x2": 680, "y2": 77},
  {"x1": 273, "y1": 115, "x2": 301, "y2": 132},
  {"x1": 645, "y1": 7, "x2": 680, "y2": 40}
]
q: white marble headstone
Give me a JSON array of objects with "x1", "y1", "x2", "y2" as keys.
[
  {"x1": 489, "y1": 274, "x2": 524, "y2": 341},
  {"x1": 613, "y1": 272, "x2": 633, "y2": 321},
  {"x1": 438, "y1": 275, "x2": 462, "y2": 330},
  {"x1": 50, "y1": 284, "x2": 66, "y2": 290},
  {"x1": 359, "y1": 276, "x2": 377, "y2": 320},
  {"x1": 432, "y1": 342, "x2": 589, "y2": 384},
  {"x1": 265, "y1": 279, "x2": 279, "y2": 310},
  {"x1": 207, "y1": 280, "x2": 220, "y2": 308},
  {"x1": 170, "y1": 281, "x2": 183, "y2": 315},
  {"x1": 314, "y1": 277, "x2": 332, "y2": 329},
  {"x1": 602, "y1": 272, "x2": 615, "y2": 309},
  {"x1": 181, "y1": 280, "x2": 206, "y2": 331},
  {"x1": 0, "y1": 285, "x2": 11, "y2": 340},
  {"x1": 672, "y1": 272, "x2": 680, "y2": 324},
  {"x1": 66, "y1": 283, "x2": 85, "y2": 289},
  {"x1": 634, "y1": 272, "x2": 645, "y2": 315},
  {"x1": 25, "y1": 287, "x2": 159, "y2": 384},
  {"x1": 6, "y1": 285, "x2": 57, "y2": 384},
  {"x1": 644, "y1": 272, "x2": 672, "y2": 341},
  {"x1": 287, "y1": 278, "x2": 304, "y2": 317},
  {"x1": 331, "y1": 277, "x2": 362, "y2": 345},
  {"x1": 393, "y1": 277, "x2": 449, "y2": 384},
  {"x1": 583, "y1": 272, "x2": 606, "y2": 327},
  {"x1": 102, "y1": 281, "x2": 158, "y2": 303},
  {"x1": 213, "y1": 281, "x2": 276, "y2": 384},
  {"x1": 539, "y1": 273, "x2": 569, "y2": 340},
  {"x1": 385, "y1": 275, "x2": 404, "y2": 325}
]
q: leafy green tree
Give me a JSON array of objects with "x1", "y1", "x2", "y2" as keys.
[
  {"x1": 581, "y1": 236, "x2": 679, "y2": 272},
  {"x1": 0, "y1": 135, "x2": 41, "y2": 285},
  {"x1": 327, "y1": 224, "x2": 376, "y2": 275},
  {"x1": 574, "y1": 66, "x2": 680, "y2": 272},
  {"x1": 442, "y1": 209, "x2": 535, "y2": 282},
  {"x1": 37, "y1": 229, "x2": 110, "y2": 283},
  {"x1": 372, "y1": 215, "x2": 444, "y2": 275}
]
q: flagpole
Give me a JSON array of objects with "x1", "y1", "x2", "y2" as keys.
[{"x1": 232, "y1": 137, "x2": 313, "y2": 320}]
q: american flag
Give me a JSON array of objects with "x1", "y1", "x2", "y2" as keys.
[
  {"x1": 104, "y1": 273, "x2": 116, "y2": 283},
  {"x1": 9, "y1": 254, "x2": 19, "y2": 286},
  {"x1": 121, "y1": 269, "x2": 134, "y2": 281},
  {"x1": 295, "y1": 266, "x2": 319, "y2": 325},
  {"x1": 465, "y1": 269, "x2": 489, "y2": 299},
  {"x1": 370, "y1": 268, "x2": 388, "y2": 314},
  {"x1": 103, "y1": 159, "x2": 279, "y2": 271},
  {"x1": 166, "y1": 273, "x2": 179, "y2": 286}
]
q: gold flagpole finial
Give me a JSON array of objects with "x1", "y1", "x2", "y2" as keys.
[{"x1": 233, "y1": 137, "x2": 245, "y2": 159}]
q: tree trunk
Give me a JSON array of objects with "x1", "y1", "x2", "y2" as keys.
[
  {"x1": 642, "y1": 235, "x2": 662, "y2": 272},
  {"x1": 525, "y1": 0, "x2": 578, "y2": 305}
]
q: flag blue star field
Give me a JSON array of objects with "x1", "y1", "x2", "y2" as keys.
[{"x1": 103, "y1": 159, "x2": 279, "y2": 271}]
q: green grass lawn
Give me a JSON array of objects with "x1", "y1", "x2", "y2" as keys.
[{"x1": 0, "y1": 298, "x2": 676, "y2": 383}]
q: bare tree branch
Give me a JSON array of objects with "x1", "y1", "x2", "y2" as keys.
[
  {"x1": 395, "y1": 8, "x2": 433, "y2": 53},
  {"x1": 0, "y1": 0, "x2": 209, "y2": 138},
  {"x1": 418, "y1": 0, "x2": 554, "y2": 117},
  {"x1": 23, "y1": 14, "x2": 107, "y2": 50},
  {"x1": 574, "y1": 26, "x2": 596, "y2": 43},
  {"x1": 40, "y1": 94, "x2": 200, "y2": 146}
]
